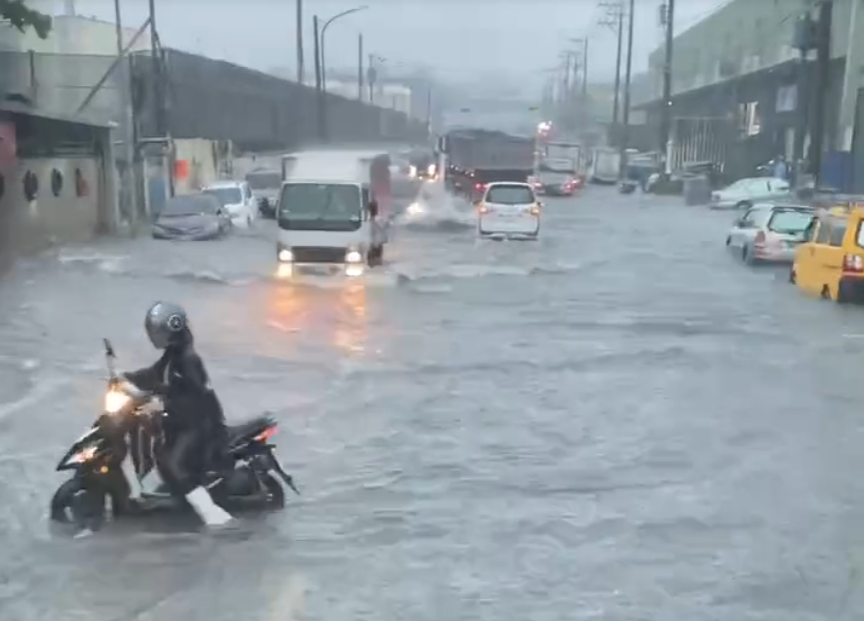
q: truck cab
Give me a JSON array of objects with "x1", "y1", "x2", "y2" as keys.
[{"x1": 275, "y1": 150, "x2": 390, "y2": 278}]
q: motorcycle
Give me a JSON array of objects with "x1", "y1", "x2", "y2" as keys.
[{"x1": 50, "y1": 338, "x2": 299, "y2": 530}]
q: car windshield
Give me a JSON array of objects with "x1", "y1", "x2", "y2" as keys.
[
  {"x1": 245, "y1": 172, "x2": 281, "y2": 190},
  {"x1": 726, "y1": 179, "x2": 755, "y2": 192},
  {"x1": 161, "y1": 195, "x2": 217, "y2": 216},
  {"x1": 204, "y1": 186, "x2": 243, "y2": 205},
  {"x1": 485, "y1": 185, "x2": 535, "y2": 204},
  {"x1": 278, "y1": 183, "x2": 362, "y2": 231},
  {"x1": 767, "y1": 210, "x2": 814, "y2": 234}
]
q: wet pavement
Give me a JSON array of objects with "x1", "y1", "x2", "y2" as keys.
[{"x1": 2, "y1": 186, "x2": 864, "y2": 620}]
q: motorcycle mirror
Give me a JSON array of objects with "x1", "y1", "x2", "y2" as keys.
[{"x1": 103, "y1": 338, "x2": 115, "y2": 358}]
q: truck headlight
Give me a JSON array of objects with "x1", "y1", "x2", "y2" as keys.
[
  {"x1": 278, "y1": 248, "x2": 293, "y2": 262},
  {"x1": 345, "y1": 250, "x2": 362, "y2": 263}
]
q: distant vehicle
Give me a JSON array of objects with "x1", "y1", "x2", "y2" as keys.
[
  {"x1": 589, "y1": 147, "x2": 620, "y2": 184},
  {"x1": 725, "y1": 203, "x2": 813, "y2": 264},
  {"x1": 441, "y1": 129, "x2": 535, "y2": 201},
  {"x1": 152, "y1": 194, "x2": 231, "y2": 241},
  {"x1": 476, "y1": 181, "x2": 541, "y2": 240},
  {"x1": 245, "y1": 169, "x2": 282, "y2": 219},
  {"x1": 202, "y1": 181, "x2": 258, "y2": 227},
  {"x1": 533, "y1": 157, "x2": 580, "y2": 197},
  {"x1": 709, "y1": 177, "x2": 792, "y2": 210},
  {"x1": 275, "y1": 149, "x2": 391, "y2": 278},
  {"x1": 540, "y1": 141, "x2": 582, "y2": 176}
]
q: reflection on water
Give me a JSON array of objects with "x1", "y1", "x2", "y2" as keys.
[
  {"x1": 264, "y1": 279, "x2": 368, "y2": 357},
  {"x1": 333, "y1": 280, "x2": 367, "y2": 355}
]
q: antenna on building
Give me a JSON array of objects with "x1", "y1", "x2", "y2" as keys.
[{"x1": 64, "y1": 0, "x2": 76, "y2": 16}]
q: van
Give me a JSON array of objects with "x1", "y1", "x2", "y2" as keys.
[{"x1": 791, "y1": 203, "x2": 864, "y2": 302}]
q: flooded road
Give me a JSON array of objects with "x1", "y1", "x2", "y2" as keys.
[{"x1": 2, "y1": 187, "x2": 864, "y2": 620}]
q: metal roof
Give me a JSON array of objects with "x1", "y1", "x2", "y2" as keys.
[{"x1": 0, "y1": 99, "x2": 113, "y2": 129}]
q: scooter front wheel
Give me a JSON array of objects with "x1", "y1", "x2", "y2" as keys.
[{"x1": 50, "y1": 477, "x2": 106, "y2": 530}]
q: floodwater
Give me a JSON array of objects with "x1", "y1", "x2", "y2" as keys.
[{"x1": 2, "y1": 186, "x2": 864, "y2": 620}]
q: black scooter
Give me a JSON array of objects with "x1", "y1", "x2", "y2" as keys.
[{"x1": 50, "y1": 338, "x2": 299, "y2": 531}]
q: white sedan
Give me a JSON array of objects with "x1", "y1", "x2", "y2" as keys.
[
  {"x1": 202, "y1": 181, "x2": 258, "y2": 227},
  {"x1": 476, "y1": 182, "x2": 541, "y2": 240},
  {"x1": 709, "y1": 177, "x2": 792, "y2": 210}
]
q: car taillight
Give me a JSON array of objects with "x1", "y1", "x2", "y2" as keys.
[
  {"x1": 479, "y1": 204, "x2": 490, "y2": 214},
  {"x1": 474, "y1": 182, "x2": 485, "y2": 191},
  {"x1": 529, "y1": 205, "x2": 540, "y2": 216},
  {"x1": 843, "y1": 254, "x2": 864, "y2": 273},
  {"x1": 754, "y1": 231, "x2": 766, "y2": 247}
]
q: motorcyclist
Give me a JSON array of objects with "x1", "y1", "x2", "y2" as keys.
[{"x1": 122, "y1": 301, "x2": 233, "y2": 527}]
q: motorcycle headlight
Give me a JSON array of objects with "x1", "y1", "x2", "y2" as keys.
[
  {"x1": 69, "y1": 444, "x2": 99, "y2": 464},
  {"x1": 345, "y1": 250, "x2": 362, "y2": 263},
  {"x1": 104, "y1": 389, "x2": 131, "y2": 414},
  {"x1": 278, "y1": 248, "x2": 293, "y2": 262}
]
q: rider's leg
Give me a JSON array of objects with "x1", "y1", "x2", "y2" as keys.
[{"x1": 164, "y1": 430, "x2": 232, "y2": 527}]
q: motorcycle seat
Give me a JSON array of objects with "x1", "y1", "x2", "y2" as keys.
[{"x1": 226, "y1": 415, "x2": 273, "y2": 444}]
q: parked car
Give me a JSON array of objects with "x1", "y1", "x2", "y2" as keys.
[
  {"x1": 725, "y1": 203, "x2": 814, "y2": 264},
  {"x1": 152, "y1": 193, "x2": 231, "y2": 240},
  {"x1": 709, "y1": 177, "x2": 792, "y2": 210},
  {"x1": 202, "y1": 181, "x2": 257, "y2": 227}
]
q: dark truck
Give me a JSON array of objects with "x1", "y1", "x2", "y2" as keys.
[{"x1": 440, "y1": 129, "x2": 535, "y2": 201}]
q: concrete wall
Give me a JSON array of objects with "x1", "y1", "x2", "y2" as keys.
[{"x1": 0, "y1": 155, "x2": 110, "y2": 270}]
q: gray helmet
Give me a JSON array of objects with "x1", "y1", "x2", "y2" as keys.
[{"x1": 144, "y1": 301, "x2": 189, "y2": 349}]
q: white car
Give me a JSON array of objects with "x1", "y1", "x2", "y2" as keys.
[
  {"x1": 202, "y1": 181, "x2": 258, "y2": 227},
  {"x1": 476, "y1": 182, "x2": 541, "y2": 240},
  {"x1": 725, "y1": 203, "x2": 814, "y2": 264},
  {"x1": 709, "y1": 177, "x2": 792, "y2": 210}
]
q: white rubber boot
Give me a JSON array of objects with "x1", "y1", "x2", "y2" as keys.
[
  {"x1": 185, "y1": 486, "x2": 233, "y2": 527},
  {"x1": 120, "y1": 454, "x2": 143, "y2": 500}
]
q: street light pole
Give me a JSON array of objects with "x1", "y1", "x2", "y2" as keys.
[
  {"x1": 320, "y1": 5, "x2": 368, "y2": 93},
  {"x1": 618, "y1": 0, "x2": 635, "y2": 181},
  {"x1": 296, "y1": 0, "x2": 304, "y2": 84},
  {"x1": 659, "y1": 0, "x2": 675, "y2": 173}
]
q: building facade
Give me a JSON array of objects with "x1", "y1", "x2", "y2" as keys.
[{"x1": 638, "y1": 0, "x2": 860, "y2": 185}]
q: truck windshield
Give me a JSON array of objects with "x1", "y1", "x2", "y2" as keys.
[{"x1": 277, "y1": 183, "x2": 362, "y2": 231}]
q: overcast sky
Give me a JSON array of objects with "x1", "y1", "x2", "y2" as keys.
[{"x1": 44, "y1": 0, "x2": 730, "y2": 88}]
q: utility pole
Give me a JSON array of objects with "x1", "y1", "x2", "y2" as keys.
[
  {"x1": 296, "y1": 0, "x2": 304, "y2": 84},
  {"x1": 599, "y1": 1, "x2": 624, "y2": 132},
  {"x1": 113, "y1": 0, "x2": 137, "y2": 231},
  {"x1": 357, "y1": 33, "x2": 364, "y2": 100},
  {"x1": 808, "y1": 0, "x2": 833, "y2": 185},
  {"x1": 147, "y1": 0, "x2": 163, "y2": 136},
  {"x1": 659, "y1": 0, "x2": 675, "y2": 173},
  {"x1": 581, "y1": 38, "x2": 589, "y2": 99},
  {"x1": 313, "y1": 15, "x2": 324, "y2": 140},
  {"x1": 618, "y1": 0, "x2": 635, "y2": 181}
]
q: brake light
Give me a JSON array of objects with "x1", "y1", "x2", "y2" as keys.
[
  {"x1": 843, "y1": 254, "x2": 864, "y2": 273},
  {"x1": 754, "y1": 231, "x2": 766, "y2": 248},
  {"x1": 474, "y1": 182, "x2": 484, "y2": 191},
  {"x1": 254, "y1": 425, "x2": 278, "y2": 442}
]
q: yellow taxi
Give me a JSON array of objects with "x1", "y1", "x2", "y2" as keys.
[{"x1": 791, "y1": 202, "x2": 864, "y2": 303}]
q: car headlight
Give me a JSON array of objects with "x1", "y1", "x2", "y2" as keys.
[
  {"x1": 278, "y1": 248, "x2": 293, "y2": 262},
  {"x1": 345, "y1": 250, "x2": 362, "y2": 263},
  {"x1": 406, "y1": 202, "x2": 424, "y2": 216},
  {"x1": 427, "y1": 164, "x2": 436, "y2": 176},
  {"x1": 104, "y1": 389, "x2": 131, "y2": 414}
]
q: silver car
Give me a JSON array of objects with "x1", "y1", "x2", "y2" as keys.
[
  {"x1": 709, "y1": 177, "x2": 793, "y2": 210},
  {"x1": 725, "y1": 203, "x2": 814, "y2": 264}
]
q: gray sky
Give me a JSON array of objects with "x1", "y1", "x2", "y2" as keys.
[{"x1": 62, "y1": 0, "x2": 727, "y2": 87}]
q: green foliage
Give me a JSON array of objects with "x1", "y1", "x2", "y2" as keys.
[{"x1": 0, "y1": 0, "x2": 51, "y2": 39}]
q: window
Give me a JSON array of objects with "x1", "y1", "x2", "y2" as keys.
[
  {"x1": 244, "y1": 184, "x2": 253, "y2": 200},
  {"x1": 815, "y1": 220, "x2": 832, "y2": 244},
  {"x1": 829, "y1": 221, "x2": 847, "y2": 247},
  {"x1": 485, "y1": 184, "x2": 536, "y2": 204},
  {"x1": 204, "y1": 186, "x2": 243, "y2": 205},
  {"x1": 767, "y1": 210, "x2": 813, "y2": 234},
  {"x1": 769, "y1": 180, "x2": 789, "y2": 192},
  {"x1": 856, "y1": 221, "x2": 864, "y2": 248},
  {"x1": 738, "y1": 209, "x2": 758, "y2": 228}
]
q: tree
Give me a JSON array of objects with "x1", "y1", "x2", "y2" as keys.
[{"x1": 0, "y1": 0, "x2": 51, "y2": 39}]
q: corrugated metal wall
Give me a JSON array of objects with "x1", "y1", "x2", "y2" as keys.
[{"x1": 132, "y1": 49, "x2": 428, "y2": 151}]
